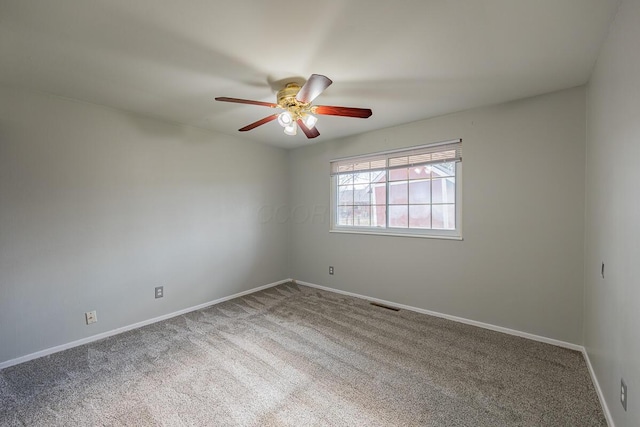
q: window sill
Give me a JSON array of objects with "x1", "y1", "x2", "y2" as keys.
[{"x1": 329, "y1": 228, "x2": 463, "y2": 240}]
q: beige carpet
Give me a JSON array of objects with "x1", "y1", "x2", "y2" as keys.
[{"x1": 0, "y1": 282, "x2": 606, "y2": 426}]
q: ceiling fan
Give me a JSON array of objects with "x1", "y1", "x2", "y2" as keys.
[{"x1": 215, "y1": 74, "x2": 372, "y2": 139}]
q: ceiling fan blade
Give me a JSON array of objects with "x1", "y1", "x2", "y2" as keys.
[
  {"x1": 296, "y1": 74, "x2": 333, "y2": 103},
  {"x1": 297, "y1": 119, "x2": 320, "y2": 139},
  {"x1": 314, "y1": 105, "x2": 373, "y2": 118},
  {"x1": 239, "y1": 114, "x2": 279, "y2": 132},
  {"x1": 215, "y1": 97, "x2": 278, "y2": 108}
]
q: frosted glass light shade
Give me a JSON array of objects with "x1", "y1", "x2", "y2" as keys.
[
  {"x1": 284, "y1": 122, "x2": 297, "y2": 135},
  {"x1": 303, "y1": 114, "x2": 317, "y2": 129},
  {"x1": 278, "y1": 111, "x2": 293, "y2": 127}
]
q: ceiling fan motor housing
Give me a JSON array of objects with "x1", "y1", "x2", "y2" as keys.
[
  {"x1": 277, "y1": 83, "x2": 313, "y2": 120},
  {"x1": 277, "y1": 83, "x2": 302, "y2": 107}
]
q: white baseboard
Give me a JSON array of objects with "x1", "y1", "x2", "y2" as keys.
[
  {"x1": 295, "y1": 280, "x2": 583, "y2": 351},
  {"x1": 295, "y1": 280, "x2": 617, "y2": 424},
  {"x1": 582, "y1": 348, "x2": 615, "y2": 427},
  {"x1": 0, "y1": 279, "x2": 292, "y2": 370},
  {"x1": 2, "y1": 277, "x2": 613, "y2": 425}
]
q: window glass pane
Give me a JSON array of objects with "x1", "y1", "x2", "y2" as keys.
[
  {"x1": 353, "y1": 205, "x2": 371, "y2": 227},
  {"x1": 409, "y1": 205, "x2": 431, "y2": 229},
  {"x1": 389, "y1": 205, "x2": 408, "y2": 228},
  {"x1": 371, "y1": 182, "x2": 386, "y2": 205},
  {"x1": 372, "y1": 205, "x2": 386, "y2": 228},
  {"x1": 389, "y1": 168, "x2": 408, "y2": 181},
  {"x1": 432, "y1": 162, "x2": 455, "y2": 177},
  {"x1": 371, "y1": 170, "x2": 386, "y2": 182},
  {"x1": 409, "y1": 180, "x2": 430, "y2": 204},
  {"x1": 409, "y1": 166, "x2": 429, "y2": 180},
  {"x1": 354, "y1": 172, "x2": 370, "y2": 184},
  {"x1": 353, "y1": 184, "x2": 371, "y2": 204},
  {"x1": 338, "y1": 173, "x2": 354, "y2": 186},
  {"x1": 338, "y1": 206, "x2": 354, "y2": 226},
  {"x1": 432, "y1": 204, "x2": 455, "y2": 230},
  {"x1": 338, "y1": 185, "x2": 353, "y2": 205},
  {"x1": 389, "y1": 182, "x2": 408, "y2": 204},
  {"x1": 432, "y1": 177, "x2": 455, "y2": 204}
]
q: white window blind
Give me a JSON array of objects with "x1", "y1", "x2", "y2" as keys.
[{"x1": 330, "y1": 139, "x2": 462, "y2": 175}]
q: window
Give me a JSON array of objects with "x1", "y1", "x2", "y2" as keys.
[{"x1": 330, "y1": 139, "x2": 462, "y2": 239}]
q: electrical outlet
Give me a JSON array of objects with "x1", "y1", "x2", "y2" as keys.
[
  {"x1": 155, "y1": 286, "x2": 164, "y2": 299},
  {"x1": 621, "y1": 378, "x2": 627, "y2": 411},
  {"x1": 85, "y1": 310, "x2": 97, "y2": 325},
  {"x1": 329, "y1": 266, "x2": 334, "y2": 275}
]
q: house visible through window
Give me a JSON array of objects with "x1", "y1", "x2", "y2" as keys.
[{"x1": 330, "y1": 139, "x2": 462, "y2": 239}]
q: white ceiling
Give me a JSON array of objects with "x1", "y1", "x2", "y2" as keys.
[{"x1": 0, "y1": 0, "x2": 619, "y2": 148}]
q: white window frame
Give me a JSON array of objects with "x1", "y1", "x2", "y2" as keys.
[{"x1": 330, "y1": 139, "x2": 462, "y2": 240}]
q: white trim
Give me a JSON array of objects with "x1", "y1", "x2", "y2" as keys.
[
  {"x1": 582, "y1": 348, "x2": 615, "y2": 427},
  {"x1": 330, "y1": 158, "x2": 463, "y2": 240},
  {"x1": 1, "y1": 276, "x2": 613, "y2": 425},
  {"x1": 295, "y1": 280, "x2": 583, "y2": 351},
  {"x1": 329, "y1": 229, "x2": 464, "y2": 240},
  {"x1": 0, "y1": 279, "x2": 292, "y2": 370},
  {"x1": 294, "y1": 280, "x2": 617, "y2": 421}
]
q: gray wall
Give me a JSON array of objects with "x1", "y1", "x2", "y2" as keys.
[
  {"x1": 585, "y1": 0, "x2": 639, "y2": 425},
  {"x1": 290, "y1": 87, "x2": 586, "y2": 344},
  {"x1": 0, "y1": 86, "x2": 289, "y2": 364}
]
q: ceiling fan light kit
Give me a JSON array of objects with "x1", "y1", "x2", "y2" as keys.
[
  {"x1": 216, "y1": 74, "x2": 372, "y2": 140},
  {"x1": 303, "y1": 114, "x2": 317, "y2": 129},
  {"x1": 277, "y1": 111, "x2": 293, "y2": 127},
  {"x1": 283, "y1": 123, "x2": 298, "y2": 136}
]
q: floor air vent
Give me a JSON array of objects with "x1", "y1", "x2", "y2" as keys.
[{"x1": 370, "y1": 302, "x2": 400, "y2": 311}]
